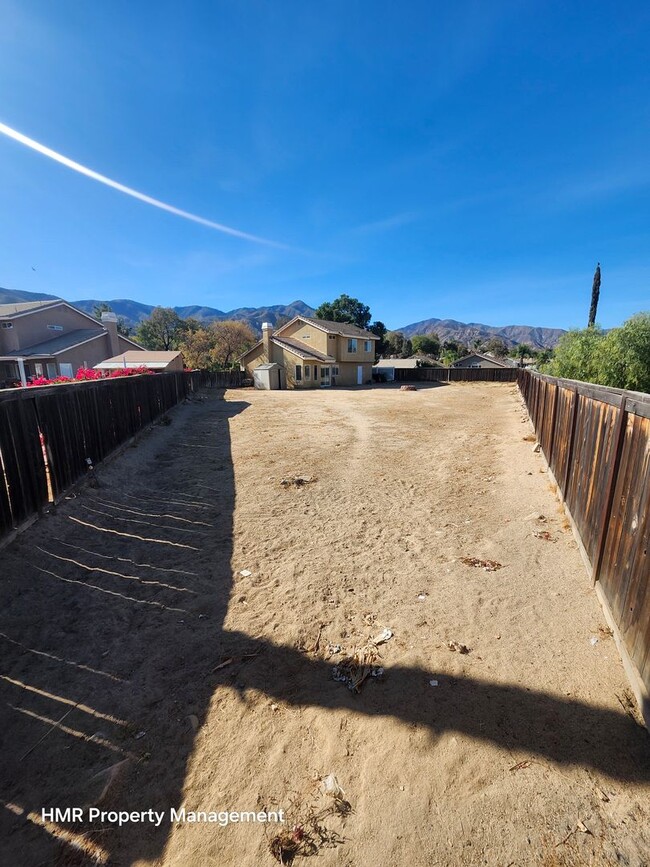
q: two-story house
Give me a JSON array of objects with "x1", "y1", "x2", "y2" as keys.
[
  {"x1": 240, "y1": 317, "x2": 378, "y2": 388},
  {"x1": 0, "y1": 300, "x2": 144, "y2": 387}
]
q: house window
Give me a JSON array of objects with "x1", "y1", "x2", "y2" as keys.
[
  {"x1": 347, "y1": 338, "x2": 357, "y2": 352},
  {"x1": 1, "y1": 322, "x2": 13, "y2": 329},
  {"x1": 332, "y1": 366, "x2": 339, "y2": 375},
  {"x1": 35, "y1": 363, "x2": 43, "y2": 376},
  {"x1": 364, "y1": 340, "x2": 372, "y2": 352},
  {"x1": 301, "y1": 333, "x2": 310, "y2": 339},
  {"x1": 59, "y1": 363, "x2": 74, "y2": 378},
  {"x1": 305, "y1": 365, "x2": 311, "y2": 379},
  {"x1": 313, "y1": 366, "x2": 318, "y2": 379},
  {"x1": 47, "y1": 325, "x2": 64, "y2": 331},
  {"x1": 295, "y1": 364, "x2": 302, "y2": 381},
  {"x1": 328, "y1": 335, "x2": 336, "y2": 339}
]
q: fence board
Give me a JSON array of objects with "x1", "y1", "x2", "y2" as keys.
[
  {"x1": 519, "y1": 370, "x2": 650, "y2": 716},
  {"x1": 0, "y1": 370, "x2": 234, "y2": 538}
]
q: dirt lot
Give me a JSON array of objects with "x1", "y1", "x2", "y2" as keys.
[{"x1": 0, "y1": 382, "x2": 648, "y2": 867}]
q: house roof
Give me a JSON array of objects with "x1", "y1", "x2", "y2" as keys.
[
  {"x1": 95, "y1": 350, "x2": 178, "y2": 370},
  {"x1": 272, "y1": 336, "x2": 336, "y2": 363},
  {"x1": 452, "y1": 352, "x2": 508, "y2": 367},
  {"x1": 1, "y1": 328, "x2": 106, "y2": 358},
  {"x1": 279, "y1": 316, "x2": 377, "y2": 340},
  {"x1": 0, "y1": 300, "x2": 62, "y2": 317}
]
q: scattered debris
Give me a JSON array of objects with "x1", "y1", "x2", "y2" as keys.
[
  {"x1": 595, "y1": 786, "x2": 610, "y2": 803},
  {"x1": 134, "y1": 730, "x2": 146, "y2": 740},
  {"x1": 461, "y1": 557, "x2": 503, "y2": 572},
  {"x1": 363, "y1": 613, "x2": 376, "y2": 626},
  {"x1": 239, "y1": 569, "x2": 253, "y2": 578},
  {"x1": 417, "y1": 592, "x2": 428, "y2": 601},
  {"x1": 532, "y1": 442, "x2": 541, "y2": 453},
  {"x1": 331, "y1": 628, "x2": 392, "y2": 691},
  {"x1": 326, "y1": 643, "x2": 342, "y2": 657},
  {"x1": 533, "y1": 530, "x2": 555, "y2": 542},
  {"x1": 598, "y1": 625, "x2": 614, "y2": 638},
  {"x1": 576, "y1": 820, "x2": 592, "y2": 835},
  {"x1": 321, "y1": 774, "x2": 345, "y2": 800},
  {"x1": 509, "y1": 760, "x2": 532, "y2": 772},
  {"x1": 589, "y1": 636, "x2": 599, "y2": 646},
  {"x1": 525, "y1": 512, "x2": 547, "y2": 522},
  {"x1": 522, "y1": 434, "x2": 537, "y2": 442},
  {"x1": 372, "y1": 627, "x2": 393, "y2": 645},
  {"x1": 400, "y1": 385, "x2": 417, "y2": 391},
  {"x1": 280, "y1": 475, "x2": 316, "y2": 487},
  {"x1": 429, "y1": 679, "x2": 439, "y2": 687},
  {"x1": 212, "y1": 658, "x2": 233, "y2": 672},
  {"x1": 447, "y1": 641, "x2": 470, "y2": 654}
]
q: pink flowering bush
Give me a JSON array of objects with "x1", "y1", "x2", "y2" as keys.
[{"x1": 27, "y1": 366, "x2": 154, "y2": 386}]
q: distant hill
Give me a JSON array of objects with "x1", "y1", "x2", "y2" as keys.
[
  {"x1": 1, "y1": 286, "x2": 564, "y2": 347},
  {"x1": 66, "y1": 297, "x2": 316, "y2": 333},
  {"x1": 0, "y1": 287, "x2": 61, "y2": 305},
  {"x1": 397, "y1": 317, "x2": 565, "y2": 350}
]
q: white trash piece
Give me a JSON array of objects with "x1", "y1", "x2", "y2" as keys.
[{"x1": 321, "y1": 773, "x2": 345, "y2": 799}]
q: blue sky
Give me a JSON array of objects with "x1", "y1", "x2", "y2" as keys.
[{"x1": 1, "y1": 1, "x2": 648, "y2": 330}]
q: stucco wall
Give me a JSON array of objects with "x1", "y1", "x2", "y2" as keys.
[
  {"x1": 277, "y1": 320, "x2": 331, "y2": 355},
  {"x1": 0, "y1": 304, "x2": 103, "y2": 355}
]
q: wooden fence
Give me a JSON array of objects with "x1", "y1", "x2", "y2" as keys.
[
  {"x1": 393, "y1": 366, "x2": 520, "y2": 383},
  {"x1": 0, "y1": 370, "x2": 240, "y2": 540},
  {"x1": 518, "y1": 370, "x2": 650, "y2": 720}
]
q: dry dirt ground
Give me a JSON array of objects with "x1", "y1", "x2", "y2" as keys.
[{"x1": 0, "y1": 382, "x2": 649, "y2": 867}]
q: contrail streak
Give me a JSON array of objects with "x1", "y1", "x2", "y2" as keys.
[{"x1": 0, "y1": 120, "x2": 285, "y2": 248}]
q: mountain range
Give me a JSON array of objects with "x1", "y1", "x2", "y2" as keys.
[
  {"x1": 0, "y1": 287, "x2": 565, "y2": 348},
  {"x1": 396, "y1": 317, "x2": 565, "y2": 350}
]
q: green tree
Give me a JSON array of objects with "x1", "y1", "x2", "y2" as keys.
[
  {"x1": 386, "y1": 331, "x2": 412, "y2": 358},
  {"x1": 136, "y1": 307, "x2": 198, "y2": 350},
  {"x1": 515, "y1": 343, "x2": 534, "y2": 367},
  {"x1": 369, "y1": 320, "x2": 388, "y2": 357},
  {"x1": 180, "y1": 320, "x2": 257, "y2": 370},
  {"x1": 484, "y1": 337, "x2": 509, "y2": 358},
  {"x1": 545, "y1": 326, "x2": 606, "y2": 382},
  {"x1": 411, "y1": 334, "x2": 441, "y2": 357},
  {"x1": 315, "y1": 294, "x2": 371, "y2": 329},
  {"x1": 598, "y1": 313, "x2": 650, "y2": 392}
]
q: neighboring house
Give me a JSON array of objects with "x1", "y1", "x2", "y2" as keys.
[
  {"x1": 0, "y1": 302, "x2": 144, "y2": 387},
  {"x1": 452, "y1": 352, "x2": 509, "y2": 369},
  {"x1": 240, "y1": 317, "x2": 378, "y2": 388},
  {"x1": 94, "y1": 350, "x2": 184, "y2": 372}
]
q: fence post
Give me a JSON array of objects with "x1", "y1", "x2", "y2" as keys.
[{"x1": 592, "y1": 392, "x2": 628, "y2": 585}]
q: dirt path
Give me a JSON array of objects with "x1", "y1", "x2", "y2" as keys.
[{"x1": 0, "y1": 383, "x2": 648, "y2": 867}]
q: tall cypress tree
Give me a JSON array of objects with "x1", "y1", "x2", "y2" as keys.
[{"x1": 588, "y1": 262, "x2": 601, "y2": 327}]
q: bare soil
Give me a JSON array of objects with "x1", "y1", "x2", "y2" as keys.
[{"x1": 0, "y1": 382, "x2": 648, "y2": 867}]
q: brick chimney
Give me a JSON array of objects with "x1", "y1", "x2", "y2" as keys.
[
  {"x1": 101, "y1": 312, "x2": 121, "y2": 356},
  {"x1": 262, "y1": 322, "x2": 273, "y2": 361}
]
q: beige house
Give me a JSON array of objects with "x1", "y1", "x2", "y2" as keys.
[
  {"x1": 240, "y1": 317, "x2": 378, "y2": 388},
  {"x1": 0, "y1": 301, "x2": 143, "y2": 387}
]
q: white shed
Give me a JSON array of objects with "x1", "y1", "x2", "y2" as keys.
[{"x1": 253, "y1": 363, "x2": 286, "y2": 390}]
